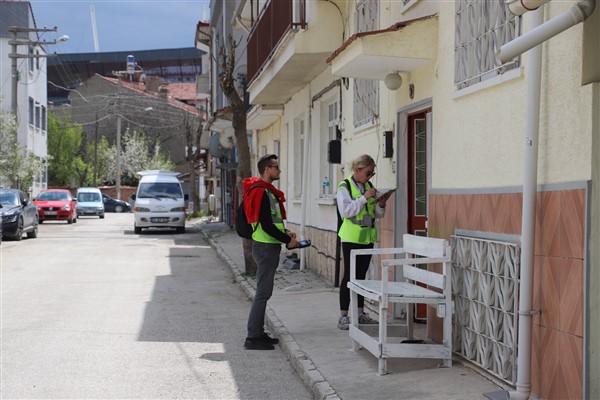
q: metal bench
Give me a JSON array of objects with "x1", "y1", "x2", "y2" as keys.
[{"x1": 347, "y1": 234, "x2": 453, "y2": 375}]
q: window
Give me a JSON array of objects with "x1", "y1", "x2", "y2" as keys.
[
  {"x1": 41, "y1": 106, "x2": 47, "y2": 131},
  {"x1": 354, "y1": 0, "x2": 379, "y2": 128},
  {"x1": 28, "y1": 46, "x2": 34, "y2": 71},
  {"x1": 455, "y1": 0, "x2": 521, "y2": 89},
  {"x1": 35, "y1": 103, "x2": 40, "y2": 129},
  {"x1": 293, "y1": 118, "x2": 304, "y2": 198},
  {"x1": 320, "y1": 100, "x2": 338, "y2": 197},
  {"x1": 28, "y1": 97, "x2": 34, "y2": 125}
]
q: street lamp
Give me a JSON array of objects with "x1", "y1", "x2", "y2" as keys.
[{"x1": 8, "y1": 26, "x2": 69, "y2": 119}]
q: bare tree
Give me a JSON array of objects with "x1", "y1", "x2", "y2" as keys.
[
  {"x1": 218, "y1": 33, "x2": 255, "y2": 274},
  {"x1": 183, "y1": 111, "x2": 203, "y2": 213}
]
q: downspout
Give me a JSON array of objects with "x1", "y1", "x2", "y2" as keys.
[
  {"x1": 497, "y1": 1, "x2": 596, "y2": 399},
  {"x1": 300, "y1": 87, "x2": 311, "y2": 270},
  {"x1": 498, "y1": 0, "x2": 596, "y2": 61}
]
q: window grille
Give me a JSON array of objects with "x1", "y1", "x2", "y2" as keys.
[
  {"x1": 354, "y1": 0, "x2": 379, "y2": 128},
  {"x1": 455, "y1": 0, "x2": 521, "y2": 89},
  {"x1": 452, "y1": 234, "x2": 520, "y2": 385}
]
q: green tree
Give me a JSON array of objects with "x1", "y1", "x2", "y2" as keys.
[
  {"x1": 120, "y1": 128, "x2": 174, "y2": 186},
  {"x1": 0, "y1": 110, "x2": 47, "y2": 191},
  {"x1": 89, "y1": 137, "x2": 115, "y2": 186},
  {"x1": 47, "y1": 112, "x2": 84, "y2": 186}
]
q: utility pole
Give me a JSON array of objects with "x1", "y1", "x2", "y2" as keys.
[
  {"x1": 115, "y1": 75, "x2": 123, "y2": 200},
  {"x1": 8, "y1": 26, "x2": 66, "y2": 119}
]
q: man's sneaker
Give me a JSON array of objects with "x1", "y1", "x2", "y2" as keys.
[
  {"x1": 358, "y1": 312, "x2": 378, "y2": 324},
  {"x1": 244, "y1": 337, "x2": 275, "y2": 350},
  {"x1": 261, "y1": 333, "x2": 279, "y2": 345},
  {"x1": 338, "y1": 315, "x2": 350, "y2": 330}
]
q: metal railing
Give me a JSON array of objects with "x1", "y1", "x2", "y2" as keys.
[{"x1": 247, "y1": 0, "x2": 306, "y2": 84}]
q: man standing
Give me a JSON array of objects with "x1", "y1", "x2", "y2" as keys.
[{"x1": 242, "y1": 154, "x2": 298, "y2": 350}]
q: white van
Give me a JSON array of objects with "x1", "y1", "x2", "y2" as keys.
[
  {"x1": 76, "y1": 187, "x2": 105, "y2": 219},
  {"x1": 131, "y1": 170, "x2": 187, "y2": 234}
]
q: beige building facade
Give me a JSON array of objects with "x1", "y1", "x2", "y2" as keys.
[{"x1": 234, "y1": 0, "x2": 599, "y2": 398}]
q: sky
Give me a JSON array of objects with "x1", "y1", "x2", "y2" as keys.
[{"x1": 29, "y1": 1, "x2": 210, "y2": 54}]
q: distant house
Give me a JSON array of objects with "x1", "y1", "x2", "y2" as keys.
[{"x1": 63, "y1": 73, "x2": 203, "y2": 177}]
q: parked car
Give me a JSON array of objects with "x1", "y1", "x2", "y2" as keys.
[
  {"x1": 34, "y1": 189, "x2": 77, "y2": 224},
  {"x1": 102, "y1": 193, "x2": 131, "y2": 213},
  {"x1": 76, "y1": 187, "x2": 104, "y2": 219},
  {"x1": 0, "y1": 189, "x2": 38, "y2": 240}
]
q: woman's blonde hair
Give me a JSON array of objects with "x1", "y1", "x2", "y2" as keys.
[{"x1": 351, "y1": 154, "x2": 376, "y2": 170}]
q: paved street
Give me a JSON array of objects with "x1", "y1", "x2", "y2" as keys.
[{"x1": 0, "y1": 213, "x2": 310, "y2": 400}]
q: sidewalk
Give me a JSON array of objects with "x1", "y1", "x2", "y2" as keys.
[{"x1": 196, "y1": 221, "x2": 504, "y2": 400}]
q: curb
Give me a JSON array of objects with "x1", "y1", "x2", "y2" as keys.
[{"x1": 198, "y1": 226, "x2": 340, "y2": 400}]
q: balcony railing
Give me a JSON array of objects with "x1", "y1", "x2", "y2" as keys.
[{"x1": 247, "y1": 0, "x2": 306, "y2": 84}]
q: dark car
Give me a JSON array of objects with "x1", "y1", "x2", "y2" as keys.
[
  {"x1": 34, "y1": 189, "x2": 77, "y2": 224},
  {"x1": 0, "y1": 189, "x2": 38, "y2": 241},
  {"x1": 102, "y1": 193, "x2": 131, "y2": 213}
]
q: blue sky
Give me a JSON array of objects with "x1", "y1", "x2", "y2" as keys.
[{"x1": 30, "y1": 1, "x2": 209, "y2": 54}]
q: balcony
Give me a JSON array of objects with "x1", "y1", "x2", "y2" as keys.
[
  {"x1": 327, "y1": 15, "x2": 438, "y2": 81},
  {"x1": 245, "y1": 0, "x2": 343, "y2": 106}
]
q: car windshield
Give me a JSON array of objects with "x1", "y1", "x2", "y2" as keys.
[
  {"x1": 38, "y1": 191, "x2": 70, "y2": 201},
  {"x1": 0, "y1": 192, "x2": 19, "y2": 206},
  {"x1": 138, "y1": 182, "x2": 182, "y2": 199},
  {"x1": 78, "y1": 192, "x2": 101, "y2": 202}
]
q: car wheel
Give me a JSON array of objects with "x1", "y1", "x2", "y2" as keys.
[
  {"x1": 39, "y1": 219, "x2": 43, "y2": 224},
  {"x1": 14, "y1": 217, "x2": 24, "y2": 241},
  {"x1": 134, "y1": 226, "x2": 142, "y2": 234},
  {"x1": 27, "y1": 217, "x2": 38, "y2": 239},
  {"x1": 176, "y1": 226, "x2": 185, "y2": 234},
  {"x1": 100, "y1": 214, "x2": 105, "y2": 219},
  {"x1": 115, "y1": 205, "x2": 124, "y2": 213},
  {"x1": 68, "y1": 217, "x2": 73, "y2": 224}
]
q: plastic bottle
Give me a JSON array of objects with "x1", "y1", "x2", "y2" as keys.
[{"x1": 322, "y1": 176, "x2": 329, "y2": 195}]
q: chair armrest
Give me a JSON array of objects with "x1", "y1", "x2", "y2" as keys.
[{"x1": 349, "y1": 247, "x2": 407, "y2": 281}]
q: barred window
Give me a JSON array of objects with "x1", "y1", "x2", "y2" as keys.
[
  {"x1": 354, "y1": 0, "x2": 379, "y2": 128},
  {"x1": 455, "y1": 0, "x2": 521, "y2": 89}
]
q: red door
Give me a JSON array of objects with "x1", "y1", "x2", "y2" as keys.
[{"x1": 407, "y1": 110, "x2": 430, "y2": 321}]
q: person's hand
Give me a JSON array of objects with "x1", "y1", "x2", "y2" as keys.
[
  {"x1": 287, "y1": 230, "x2": 297, "y2": 240},
  {"x1": 287, "y1": 238, "x2": 299, "y2": 249},
  {"x1": 378, "y1": 191, "x2": 392, "y2": 207},
  {"x1": 364, "y1": 188, "x2": 377, "y2": 199}
]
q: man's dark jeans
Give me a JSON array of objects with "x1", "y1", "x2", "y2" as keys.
[{"x1": 247, "y1": 241, "x2": 281, "y2": 338}]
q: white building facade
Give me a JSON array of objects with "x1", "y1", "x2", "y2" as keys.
[{"x1": 0, "y1": 0, "x2": 49, "y2": 197}]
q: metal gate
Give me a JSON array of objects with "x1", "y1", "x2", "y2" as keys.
[{"x1": 452, "y1": 234, "x2": 520, "y2": 385}]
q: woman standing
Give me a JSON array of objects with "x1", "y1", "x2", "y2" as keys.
[{"x1": 336, "y1": 154, "x2": 393, "y2": 329}]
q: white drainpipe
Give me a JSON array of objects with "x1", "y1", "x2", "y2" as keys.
[
  {"x1": 498, "y1": 0, "x2": 596, "y2": 62},
  {"x1": 299, "y1": 88, "x2": 311, "y2": 270},
  {"x1": 497, "y1": 1, "x2": 596, "y2": 399}
]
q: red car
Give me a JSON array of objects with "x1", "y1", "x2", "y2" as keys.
[{"x1": 34, "y1": 189, "x2": 77, "y2": 224}]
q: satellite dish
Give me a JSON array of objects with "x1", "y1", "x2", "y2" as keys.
[
  {"x1": 219, "y1": 128, "x2": 235, "y2": 149},
  {"x1": 209, "y1": 133, "x2": 232, "y2": 157}
]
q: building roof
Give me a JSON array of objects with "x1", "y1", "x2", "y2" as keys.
[{"x1": 97, "y1": 74, "x2": 199, "y2": 115}]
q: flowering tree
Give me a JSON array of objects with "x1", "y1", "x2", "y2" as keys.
[{"x1": 0, "y1": 111, "x2": 46, "y2": 191}]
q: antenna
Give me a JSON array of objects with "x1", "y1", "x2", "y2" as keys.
[{"x1": 90, "y1": 4, "x2": 100, "y2": 52}]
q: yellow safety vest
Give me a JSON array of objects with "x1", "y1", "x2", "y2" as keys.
[
  {"x1": 337, "y1": 177, "x2": 378, "y2": 244},
  {"x1": 252, "y1": 189, "x2": 285, "y2": 243}
]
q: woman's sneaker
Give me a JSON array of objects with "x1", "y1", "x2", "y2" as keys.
[
  {"x1": 358, "y1": 312, "x2": 377, "y2": 324},
  {"x1": 337, "y1": 315, "x2": 350, "y2": 330}
]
